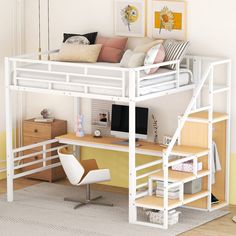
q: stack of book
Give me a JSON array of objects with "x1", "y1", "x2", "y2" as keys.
[{"x1": 156, "y1": 181, "x2": 180, "y2": 199}]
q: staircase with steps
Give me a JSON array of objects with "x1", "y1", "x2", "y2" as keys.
[{"x1": 131, "y1": 58, "x2": 231, "y2": 229}]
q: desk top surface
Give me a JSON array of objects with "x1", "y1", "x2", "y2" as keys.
[
  {"x1": 56, "y1": 133, "x2": 165, "y2": 156},
  {"x1": 56, "y1": 133, "x2": 209, "y2": 157}
]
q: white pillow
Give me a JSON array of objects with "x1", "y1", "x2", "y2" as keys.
[
  {"x1": 144, "y1": 44, "x2": 165, "y2": 74},
  {"x1": 120, "y1": 50, "x2": 145, "y2": 68}
]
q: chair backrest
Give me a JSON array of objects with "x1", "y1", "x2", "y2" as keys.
[{"x1": 58, "y1": 147, "x2": 85, "y2": 185}]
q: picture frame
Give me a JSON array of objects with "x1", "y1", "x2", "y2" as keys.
[
  {"x1": 97, "y1": 110, "x2": 109, "y2": 126},
  {"x1": 114, "y1": 0, "x2": 146, "y2": 37},
  {"x1": 152, "y1": 0, "x2": 187, "y2": 40}
]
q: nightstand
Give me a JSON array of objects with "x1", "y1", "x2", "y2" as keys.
[{"x1": 22, "y1": 119, "x2": 67, "y2": 182}]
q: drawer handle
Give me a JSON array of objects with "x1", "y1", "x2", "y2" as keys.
[
  {"x1": 34, "y1": 129, "x2": 38, "y2": 133},
  {"x1": 35, "y1": 156, "x2": 39, "y2": 160}
]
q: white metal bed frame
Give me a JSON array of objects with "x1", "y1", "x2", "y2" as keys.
[{"x1": 4, "y1": 50, "x2": 231, "y2": 229}]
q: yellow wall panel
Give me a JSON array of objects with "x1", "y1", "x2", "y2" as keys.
[
  {"x1": 0, "y1": 131, "x2": 6, "y2": 179},
  {"x1": 230, "y1": 153, "x2": 236, "y2": 205}
]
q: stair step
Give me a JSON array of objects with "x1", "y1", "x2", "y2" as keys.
[
  {"x1": 135, "y1": 196, "x2": 181, "y2": 210},
  {"x1": 165, "y1": 145, "x2": 209, "y2": 157},
  {"x1": 187, "y1": 111, "x2": 228, "y2": 123},
  {"x1": 149, "y1": 169, "x2": 210, "y2": 183}
]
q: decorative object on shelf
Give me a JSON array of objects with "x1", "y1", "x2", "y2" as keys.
[
  {"x1": 184, "y1": 179, "x2": 202, "y2": 194},
  {"x1": 146, "y1": 209, "x2": 181, "y2": 225},
  {"x1": 152, "y1": 0, "x2": 187, "y2": 40},
  {"x1": 114, "y1": 0, "x2": 146, "y2": 37},
  {"x1": 94, "y1": 129, "x2": 102, "y2": 138},
  {"x1": 172, "y1": 161, "x2": 203, "y2": 173},
  {"x1": 34, "y1": 108, "x2": 54, "y2": 122},
  {"x1": 93, "y1": 110, "x2": 110, "y2": 126},
  {"x1": 152, "y1": 114, "x2": 158, "y2": 144},
  {"x1": 162, "y1": 135, "x2": 179, "y2": 146},
  {"x1": 75, "y1": 115, "x2": 85, "y2": 137},
  {"x1": 41, "y1": 108, "x2": 50, "y2": 119}
]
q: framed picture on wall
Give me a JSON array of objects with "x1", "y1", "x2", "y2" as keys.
[
  {"x1": 152, "y1": 0, "x2": 187, "y2": 40},
  {"x1": 114, "y1": 0, "x2": 146, "y2": 37}
]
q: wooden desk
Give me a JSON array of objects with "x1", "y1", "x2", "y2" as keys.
[
  {"x1": 56, "y1": 133, "x2": 165, "y2": 157},
  {"x1": 56, "y1": 133, "x2": 209, "y2": 157}
]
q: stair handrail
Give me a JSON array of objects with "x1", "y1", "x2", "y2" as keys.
[{"x1": 164, "y1": 64, "x2": 213, "y2": 158}]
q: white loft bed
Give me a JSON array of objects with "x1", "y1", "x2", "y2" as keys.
[{"x1": 4, "y1": 50, "x2": 231, "y2": 229}]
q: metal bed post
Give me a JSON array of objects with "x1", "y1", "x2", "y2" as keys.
[
  {"x1": 129, "y1": 69, "x2": 137, "y2": 223},
  {"x1": 226, "y1": 61, "x2": 232, "y2": 205},
  {"x1": 163, "y1": 152, "x2": 169, "y2": 228},
  {"x1": 207, "y1": 68, "x2": 214, "y2": 210},
  {"x1": 5, "y1": 58, "x2": 14, "y2": 202}
]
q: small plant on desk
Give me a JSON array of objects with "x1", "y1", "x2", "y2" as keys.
[{"x1": 152, "y1": 114, "x2": 158, "y2": 144}]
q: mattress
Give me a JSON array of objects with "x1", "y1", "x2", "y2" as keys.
[{"x1": 15, "y1": 62, "x2": 193, "y2": 97}]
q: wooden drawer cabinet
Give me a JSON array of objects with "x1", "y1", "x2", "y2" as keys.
[{"x1": 23, "y1": 119, "x2": 67, "y2": 182}]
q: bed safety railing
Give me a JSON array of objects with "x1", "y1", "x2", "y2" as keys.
[{"x1": 6, "y1": 49, "x2": 195, "y2": 102}]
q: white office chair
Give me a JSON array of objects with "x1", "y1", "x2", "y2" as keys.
[{"x1": 58, "y1": 147, "x2": 113, "y2": 209}]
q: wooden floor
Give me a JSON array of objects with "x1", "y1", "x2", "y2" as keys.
[{"x1": 0, "y1": 178, "x2": 236, "y2": 235}]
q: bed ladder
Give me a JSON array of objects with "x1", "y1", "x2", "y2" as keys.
[{"x1": 133, "y1": 58, "x2": 231, "y2": 229}]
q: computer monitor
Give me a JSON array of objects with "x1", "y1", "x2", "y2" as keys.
[{"x1": 111, "y1": 104, "x2": 149, "y2": 140}]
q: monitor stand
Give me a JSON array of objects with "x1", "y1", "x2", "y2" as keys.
[{"x1": 112, "y1": 138, "x2": 141, "y2": 147}]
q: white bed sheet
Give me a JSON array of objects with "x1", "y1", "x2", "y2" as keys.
[{"x1": 16, "y1": 62, "x2": 193, "y2": 97}]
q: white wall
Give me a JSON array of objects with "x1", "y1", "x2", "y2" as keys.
[
  {"x1": 23, "y1": 0, "x2": 236, "y2": 149},
  {"x1": 0, "y1": 0, "x2": 17, "y2": 132}
]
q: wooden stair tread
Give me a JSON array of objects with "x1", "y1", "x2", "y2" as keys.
[
  {"x1": 150, "y1": 169, "x2": 210, "y2": 183},
  {"x1": 184, "y1": 190, "x2": 209, "y2": 203},
  {"x1": 135, "y1": 196, "x2": 181, "y2": 210},
  {"x1": 167, "y1": 145, "x2": 209, "y2": 156},
  {"x1": 188, "y1": 112, "x2": 228, "y2": 122}
]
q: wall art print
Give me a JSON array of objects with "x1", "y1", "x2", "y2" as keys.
[
  {"x1": 152, "y1": 0, "x2": 187, "y2": 40},
  {"x1": 114, "y1": 0, "x2": 146, "y2": 37}
]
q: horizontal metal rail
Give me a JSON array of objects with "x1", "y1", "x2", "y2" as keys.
[
  {"x1": 16, "y1": 77, "x2": 122, "y2": 91},
  {"x1": 16, "y1": 68, "x2": 124, "y2": 81},
  {"x1": 14, "y1": 155, "x2": 59, "y2": 170},
  {"x1": 13, "y1": 139, "x2": 58, "y2": 153},
  {"x1": 14, "y1": 145, "x2": 66, "y2": 162},
  {"x1": 13, "y1": 162, "x2": 61, "y2": 179},
  {"x1": 136, "y1": 182, "x2": 148, "y2": 190},
  {"x1": 136, "y1": 170, "x2": 160, "y2": 180},
  {"x1": 139, "y1": 70, "x2": 177, "y2": 81},
  {"x1": 135, "y1": 160, "x2": 162, "y2": 172}
]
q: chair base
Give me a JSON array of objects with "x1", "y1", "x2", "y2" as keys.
[
  {"x1": 64, "y1": 196, "x2": 113, "y2": 209},
  {"x1": 64, "y1": 184, "x2": 113, "y2": 209}
]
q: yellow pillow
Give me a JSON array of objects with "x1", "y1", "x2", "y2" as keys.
[
  {"x1": 133, "y1": 39, "x2": 163, "y2": 53},
  {"x1": 58, "y1": 43, "x2": 102, "y2": 63}
]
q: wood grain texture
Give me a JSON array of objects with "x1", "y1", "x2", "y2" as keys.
[
  {"x1": 23, "y1": 119, "x2": 67, "y2": 182},
  {"x1": 180, "y1": 113, "x2": 227, "y2": 210}
]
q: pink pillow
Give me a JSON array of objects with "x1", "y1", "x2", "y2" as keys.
[
  {"x1": 96, "y1": 36, "x2": 128, "y2": 63},
  {"x1": 144, "y1": 44, "x2": 165, "y2": 74}
]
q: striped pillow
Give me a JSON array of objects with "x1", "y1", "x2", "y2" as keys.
[{"x1": 163, "y1": 39, "x2": 190, "y2": 70}]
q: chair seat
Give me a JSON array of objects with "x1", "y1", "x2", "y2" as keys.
[{"x1": 78, "y1": 169, "x2": 111, "y2": 185}]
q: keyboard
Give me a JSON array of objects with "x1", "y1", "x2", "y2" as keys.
[{"x1": 112, "y1": 141, "x2": 142, "y2": 147}]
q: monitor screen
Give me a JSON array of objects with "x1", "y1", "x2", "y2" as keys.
[{"x1": 111, "y1": 104, "x2": 149, "y2": 139}]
